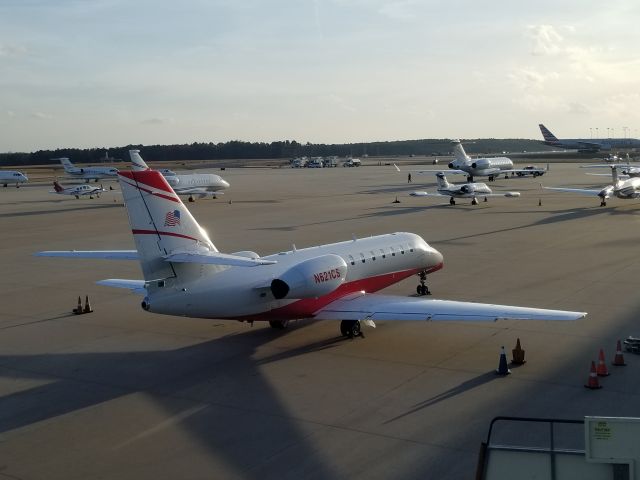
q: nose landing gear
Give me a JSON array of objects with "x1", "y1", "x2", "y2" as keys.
[{"x1": 417, "y1": 271, "x2": 431, "y2": 296}]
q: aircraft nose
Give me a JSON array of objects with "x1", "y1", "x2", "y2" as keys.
[
  {"x1": 429, "y1": 247, "x2": 444, "y2": 269},
  {"x1": 221, "y1": 179, "x2": 230, "y2": 189}
]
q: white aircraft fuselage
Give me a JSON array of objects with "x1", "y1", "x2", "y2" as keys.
[
  {"x1": 0, "y1": 171, "x2": 28, "y2": 187},
  {"x1": 145, "y1": 232, "x2": 443, "y2": 320},
  {"x1": 165, "y1": 173, "x2": 230, "y2": 197},
  {"x1": 448, "y1": 156, "x2": 513, "y2": 178},
  {"x1": 57, "y1": 158, "x2": 118, "y2": 182}
]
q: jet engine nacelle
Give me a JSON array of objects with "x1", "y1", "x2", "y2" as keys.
[
  {"x1": 471, "y1": 159, "x2": 490, "y2": 169},
  {"x1": 270, "y1": 254, "x2": 347, "y2": 300}
]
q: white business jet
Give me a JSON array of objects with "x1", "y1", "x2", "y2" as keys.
[
  {"x1": 399, "y1": 140, "x2": 547, "y2": 182},
  {"x1": 410, "y1": 172, "x2": 520, "y2": 205},
  {"x1": 36, "y1": 170, "x2": 585, "y2": 338},
  {"x1": 129, "y1": 150, "x2": 229, "y2": 201},
  {"x1": 50, "y1": 181, "x2": 107, "y2": 199},
  {"x1": 0, "y1": 170, "x2": 28, "y2": 187},
  {"x1": 58, "y1": 158, "x2": 118, "y2": 183},
  {"x1": 543, "y1": 166, "x2": 640, "y2": 206}
]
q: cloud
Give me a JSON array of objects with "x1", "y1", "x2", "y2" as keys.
[
  {"x1": 140, "y1": 117, "x2": 175, "y2": 125},
  {"x1": 508, "y1": 68, "x2": 559, "y2": 90},
  {"x1": 527, "y1": 25, "x2": 564, "y2": 56},
  {"x1": 7, "y1": 110, "x2": 16, "y2": 118},
  {"x1": 566, "y1": 102, "x2": 590, "y2": 115},
  {"x1": 0, "y1": 43, "x2": 28, "y2": 58},
  {"x1": 30, "y1": 111, "x2": 52, "y2": 119},
  {"x1": 377, "y1": 1, "x2": 417, "y2": 21}
]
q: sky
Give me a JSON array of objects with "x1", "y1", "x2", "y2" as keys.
[{"x1": 1, "y1": 0, "x2": 639, "y2": 152}]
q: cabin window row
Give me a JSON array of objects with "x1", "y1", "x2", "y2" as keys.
[{"x1": 347, "y1": 245, "x2": 414, "y2": 266}]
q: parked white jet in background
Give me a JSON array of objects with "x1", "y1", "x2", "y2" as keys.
[
  {"x1": 0, "y1": 170, "x2": 28, "y2": 187},
  {"x1": 50, "y1": 181, "x2": 107, "y2": 199},
  {"x1": 129, "y1": 150, "x2": 229, "y2": 201},
  {"x1": 37, "y1": 170, "x2": 584, "y2": 338},
  {"x1": 398, "y1": 141, "x2": 547, "y2": 182},
  {"x1": 410, "y1": 172, "x2": 520, "y2": 205},
  {"x1": 58, "y1": 158, "x2": 118, "y2": 183},
  {"x1": 543, "y1": 167, "x2": 640, "y2": 206}
]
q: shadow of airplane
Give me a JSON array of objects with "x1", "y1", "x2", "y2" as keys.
[{"x1": 0, "y1": 323, "x2": 340, "y2": 478}]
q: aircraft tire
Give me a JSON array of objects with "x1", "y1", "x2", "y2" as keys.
[
  {"x1": 269, "y1": 319, "x2": 289, "y2": 329},
  {"x1": 340, "y1": 320, "x2": 361, "y2": 338}
]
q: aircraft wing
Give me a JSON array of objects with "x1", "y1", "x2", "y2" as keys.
[
  {"x1": 36, "y1": 250, "x2": 139, "y2": 260},
  {"x1": 410, "y1": 191, "x2": 520, "y2": 198},
  {"x1": 164, "y1": 251, "x2": 276, "y2": 266},
  {"x1": 96, "y1": 279, "x2": 146, "y2": 294},
  {"x1": 313, "y1": 293, "x2": 585, "y2": 322},
  {"x1": 542, "y1": 186, "x2": 603, "y2": 197},
  {"x1": 409, "y1": 191, "x2": 445, "y2": 197},
  {"x1": 393, "y1": 164, "x2": 466, "y2": 175}
]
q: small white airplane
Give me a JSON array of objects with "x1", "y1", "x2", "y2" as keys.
[
  {"x1": 50, "y1": 181, "x2": 107, "y2": 199},
  {"x1": 581, "y1": 163, "x2": 640, "y2": 178},
  {"x1": 129, "y1": 150, "x2": 229, "y2": 201},
  {"x1": 0, "y1": 170, "x2": 28, "y2": 187},
  {"x1": 37, "y1": 169, "x2": 585, "y2": 339},
  {"x1": 543, "y1": 166, "x2": 640, "y2": 207},
  {"x1": 410, "y1": 172, "x2": 520, "y2": 205},
  {"x1": 58, "y1": 158, "x2": 118, "y2": 183},
  {"x1": 399, "y1": 140, "x2": 547, "y2": 182}
]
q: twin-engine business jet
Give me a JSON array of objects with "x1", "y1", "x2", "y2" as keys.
[
  {"x1": 0, "y1": 170, "x2": 28, "y2": 187},
  {"x1": 37, "y1": 170, "x2": 585, "y2": 338},
  {"x1": 543, "y1": 167, "x2": 640, "y2": 207},
  {"x1": 58, "y1": 158, "x2": 118, "y2": 182},
  {"x1": 130, "y1": 150, "x2": 229, "y2": 200},
  {"x1": 50, "y1": 181, "x2": 107, "y2": 199},
  {"x1": 410, "y1": 172, "x2": 520, "y2": 205},
  {"x1": 400, "y1": 141, "x2": 546, "y2": 182}
]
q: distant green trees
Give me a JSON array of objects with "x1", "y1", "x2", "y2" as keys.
[{"x1": 0, "y1": 138, "x2": 551, "y2": 166}]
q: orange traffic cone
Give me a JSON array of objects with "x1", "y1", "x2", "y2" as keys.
[
  {"x1": 596, "y1": 349, "x2": 610, "y2": 376},
  {"x1": 612, "y1": 340, "x2": 627, "y2": 366},
  {"x1": 83, "y1": 295, "x2": 93, "y2": 314},
  {"x1": 584, "y1": 361, "x2": 602, "y2": 389},
  {"x1": 73, "y1": 296, "x2": 83, "y2": 314},
  {"x1": 511, "y1": 338, "x2": 526, "y2": 365}
]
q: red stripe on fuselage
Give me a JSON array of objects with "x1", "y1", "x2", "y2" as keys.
[
  {"x1": 132, "y1": 229, "x2": 202, "y2": 243},
  {"x1": 120, "y1": 176, "x2": 180, "y2": 203},
  {"x1": 236, "y1": 262, "x2": 443, "y2": 321}
]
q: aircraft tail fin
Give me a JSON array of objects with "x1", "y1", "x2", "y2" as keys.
[
  {"x1": 129, "y1": 150, "x2": 150, "y2": 171},
  {"x1": 451, "y1": 140, "x2": 470, "y2": 163},
  {"x1": 53, "y1": 181, "x2": 64, "y2": 193},
  {"x1": 539, "y1": 124, "x2": 558, "y2": 142},
  {"x1": 118, "y1": 170, "x2": 220, "y2": 283},
  {"x1": 435, "y1": 172, "x2": 450, "y2": 189},
  {"x1": 58, "y1": 158, "x2": 77, "y2": 173}
]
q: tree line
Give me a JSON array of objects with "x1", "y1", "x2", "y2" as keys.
[{"x1": 0, "y1": 138, "x2": 550, "y2": 166}]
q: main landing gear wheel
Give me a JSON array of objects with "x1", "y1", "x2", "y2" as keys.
[
  {"x1": 188, "y1": 195, "x2": 195, "y2": 203},
  {"x1": 449, "y1": 197, "x2": 456, "y2": 206},
  {"x1": 600, "y1": 200, "x2": 607, "y2": 207},
  {"x1": 269, "y1": 319, "x2": 289, "y2": 329},
  {"x1": 471, "y1": 197, "x2": 478, "y2": 205},
  {"x1": 417, "y1": 271, "x2": 431, "y2": 296},
  {"x1": 340, "y1": 320, "x2": 362, "y2": 338}
]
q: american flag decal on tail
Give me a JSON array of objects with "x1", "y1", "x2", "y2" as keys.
[{"x1": 164, "y1": 209, "x2": 181, "y2": 226}]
